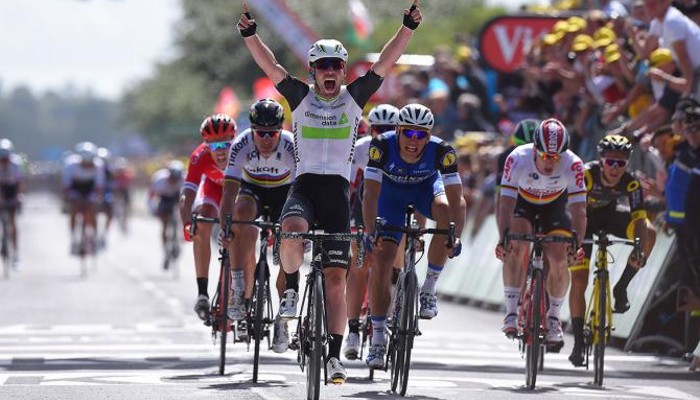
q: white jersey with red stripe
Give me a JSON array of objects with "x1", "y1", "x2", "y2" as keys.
[
  {"x1": 500, "y1": 143, "x2": 586, "y2": 205},
  {"x1": 223, "y1": 128, "x2": 296, "y2": 188}
]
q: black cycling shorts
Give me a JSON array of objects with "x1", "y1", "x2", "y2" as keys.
[
  {"x1": 581, "y1": 204, "x2": 633, "y2": 261},
  {"x1": 513, "y1": 194, "x2": 572, "y2": 234},
  {"x1": 239, "y1": 182, "x2": 291, "y2": 222}
]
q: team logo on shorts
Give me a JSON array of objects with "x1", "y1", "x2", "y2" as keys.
[
  {"x1": 369, "y1": 146, "x2": 382, "y2": 161},
  {"x1": 441, "y1": 151, "x2": 457, "y2": 168}
]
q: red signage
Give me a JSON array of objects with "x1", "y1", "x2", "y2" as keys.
[{"x1": 478, "y1": 15, "x2": 563, "y2": 73}]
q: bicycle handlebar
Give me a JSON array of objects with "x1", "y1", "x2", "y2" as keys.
[
  {"x1": 375, "y1": 217, "x2": 456, "y2": 247},
  {"x1": 505, "y1": 233, "x2": 576, "y2": 247},
  {"x1": 272, "y1": 226, "x2": 365, "y2": 268},
  {"x1": 582, "y1": 231, "x2": 642, "y2": 261},
  {"x1": 190, "y1": 213, "x2": 232, "y2": 239}
]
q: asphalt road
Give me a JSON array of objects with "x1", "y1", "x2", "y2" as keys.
[{"x1": 0, "y1": 192, "x2": 697, "y2": 400}]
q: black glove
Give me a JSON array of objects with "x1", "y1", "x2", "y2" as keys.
[
  {"x1": 403, "y1": 5, "x2": 419, "y2": 30},
  {"x1": 239, "y1": 12, "x2": 257, "y2": 37}
]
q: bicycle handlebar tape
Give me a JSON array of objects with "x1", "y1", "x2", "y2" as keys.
[
  {"x1": 183, "y1": 222, "x2": 193, "y2": 242},
  {"x1": 403, "y1": 5, "x2": 419, "y2": 30},
  {"x1": 240, "y1": 12, "x2": 257, "y2": 37}
]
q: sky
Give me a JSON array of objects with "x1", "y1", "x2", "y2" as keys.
[{"x1": 0, "y1": 0, "x2": 182, "y2": 100}]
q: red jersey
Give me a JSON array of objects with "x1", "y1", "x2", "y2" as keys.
[{"x1": 183, "y1": 143, "x2": 224, "y2": 193}]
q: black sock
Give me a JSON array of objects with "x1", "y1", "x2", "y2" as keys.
[
  {"x1": 197, "y1": 278, "x2": 209, "y2": 297},
  {"x1": 328, "y1": 334, "x2": 344, "y2": 360},
  {"x1": 392, "y1": 268, "x2": 401, "y2": 285},
  {"x1": 571, "y1": 317, "x2": 584, "y2": 348},
  {"x1": 285, "y1": 271, "x2": 299, "y2": 292},
  {"x1": 348, "y1": 319, "x2": 360, "y2": 334},
  {"x1": 614, "y1": 264, "x2": 638, "y2": 294}
]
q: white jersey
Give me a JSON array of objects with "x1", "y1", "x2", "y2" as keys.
[
  {"x1": 224, "y1": 128, "x2": 296, "y2": 187},
  {"x1": 62, "y1": 154, "x2": 105, "y2": 188},
  {"x1": 500, "y1": 144, "x2": 586, "y2": 205},
  {"x1": 0, "y1": 154, "x2": 23, "y2": 185},
  {"x1": 350, "y1": 135, "x2": 373, "y2": 183},
  {"x1": 150, "y1": 169, "x2": 183, "y2": 198}
]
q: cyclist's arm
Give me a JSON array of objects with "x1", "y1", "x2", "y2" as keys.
[
  {"x1": 568, "y1": 202, "x2": 587, "y2": 248},
  {"x1": 496, "y1": 194, "x2": 516, "y2": 241},
  {"x1": 362, "y1": 178, "x2": 381, "y2": 237},
  {"x1": 220, "y1": 179, "x2": 241, "y2": 224},
  {"x1": 238, "y1": 4, "x2": 288, "y2": 85},
  {"x1": 178, "y1": 188, "x2": 196, "y2": 228},
  {"x1": 370, "y1": 3, "x2": 421, "y2": 77},
  {"x1": 444, "y1": 183, "x2": 466, "y2": 235},
  {"x1": 626, "y1": 174, "x2": 649, "y2": 248}
]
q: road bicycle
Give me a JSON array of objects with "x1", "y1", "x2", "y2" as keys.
[
  {"x1": 273, "y1": 225, "x2": 364, "y2": 400},
  {"x1": 162, "y1": 207, "x2": 181, "y2": 279},
  {"x1": 191, "y1": 213, "x2": 232, "y2": 375},
  {"x1": 505, "y1": 226, "x2": 575, "y2": 389},
  {"x1": 375, "y1": 205, "x2": 455, "y2": 396},
  {"x1": 229, "y1": 209, "x2": 276, "y2": 383},
  {"x1": 71, "y1": 210, "x2": 98, "y2": 279},
  {"x1": 582, "y1": 230, "x2": 641, "y2": 386},
  {"x1": 0, "y1": 206, "x2": 14, "y2": 279}
]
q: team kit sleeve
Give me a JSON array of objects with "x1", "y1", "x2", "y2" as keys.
[
  {"x1": 624, "y1": 173, "x2": 648, "y2": 221},
  {"x1": 223, "y1": 134, "x2": 247, "y2": 183},
  {"x1": 566, "y1": 156, "x2": 587, "y2": 204},
  {"x1": 364, "y1": 136, "x2": 389, "y2": 183},
  {"x1": 499, "y1": 152, "x2": 520, "y2": 199},
  {"x1": 347, "y1": 70, "x2": 384, "y2": 109},
  {"x1": 183, "y1": 152, "x2": 202, "y2": 193},
  {"x1": 435, "y1": 142, "x2": 461, "y2": 186},
  {"x1": 275, "y1": 75, "x2": 310, "y2": 111}
]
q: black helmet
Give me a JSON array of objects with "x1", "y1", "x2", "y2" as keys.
[
  {"x1": 249, "y1": 98, "x2": 284, "y2": 128},
  {"x1": 511, "y1": 119, "x2": 540, "y2": 146},
  {"x1": 597, "y1": 134, "x2": 632, "y2": 155}
]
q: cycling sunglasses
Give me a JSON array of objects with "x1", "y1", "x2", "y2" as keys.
[
  {"x1": 399, "y1": 127, "x2": 430, "y2": 140},
  {"x1": 254, "y1": 129, "x2": 280, "y2": 138},
  {"x1": 207, "y1": 141, "x2": 231, "y2": 151},
  {"x1": 372, "y1": 125, "x2": 395, "y2": 134},
  {"x1": 602, "y1": 157, "x2": 628, "y2": 168},
  {"x1": 537, "y1": 151, "x2": 561, "y2": 162},
  {"x1": 314, "y1": 58, "x2": 345, "y2": 71}
]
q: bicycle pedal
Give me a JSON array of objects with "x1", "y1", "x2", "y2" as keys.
[{"x1": 330, "y1": 377, "x2": 346, "y2": 385}]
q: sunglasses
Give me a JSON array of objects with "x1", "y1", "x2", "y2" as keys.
[
  {"x1": 207, "y1": 141, "x2": 231, "y2": 151},
  {"x1": 399, "y1": 127, "x2": 430, "y2": 140},
  {"x1": 314, "y1": 58, "x2": 345, "y2": 71},
  {"x1": 254, "y1": 129, "x2": 280, "y2": 138},
  {"x1": 602, "y1": 157, "x2": 628, "y2": 168},
  {"x1": 372, "y1": 125, "x2": 395, "y2": 134},
  {"x1": 537, "y1": 151, "x2": 561, "y2": 161}
]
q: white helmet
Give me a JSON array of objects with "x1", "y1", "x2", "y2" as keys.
[
  {"x1": 73, "y1": 141, "x2": 98, "y2": 161},
  {"x1": 368, "y1": 104, "x2": 400, "y2": 126},
  {"x1": 398, "y1": 104, "x2": 435, "y2": 130},
  {"x1": 0, "y1": 139, "x2": 14, "y2": 158},
  {"x1": 308, "y1": 39, "x2": 348, "y2": 66},
  {"x1": 97, "y1": 147, "x2": 111, "y2": 161},
  {"x1": 167, "y1": 160, "x2": 185, "y2": 179}
]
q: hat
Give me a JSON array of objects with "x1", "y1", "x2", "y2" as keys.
[
  {"x1": 593, "y1": 27, "x2": 616, "y2": 48},
  {"x1": 566, "y1": 16, "x2": 587, "y2": 32},
  {"x1": 603, "y1": 44, "x2": 622, "y2": 64},
  {"x1": 456, "y1": 45, "x2": 472, "y2": 62},
  {"x1": 571, "y1": 34, "x2": 594, "y2": 52},
  {"x1": 552, "y1": 21, "x2": 570, "y2": 34},
  {"x1": 649, "y1": 48, "x2": 673, "y2": 68},
  {"x1": 542, "y1": 32, "x2": 565, "y2": 46}
]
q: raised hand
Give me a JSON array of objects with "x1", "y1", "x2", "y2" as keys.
[
  {"x1": 403, "y1": 0, "x2": 422, "y2": 30},
  {"x1": 237, "y1": 1, "x2": 257, "y2": 37}
]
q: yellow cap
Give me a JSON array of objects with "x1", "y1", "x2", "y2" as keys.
[
  {"x1": 542, "y1": 32, "x2": 565, "y2": 46},
  {"x1": 552, "y1": 21, "x2": 570, "y2": 34},
  {"x1": 593, "y1": 27, "x2": 616, "y2": 48},
  {"x1": 567, "y1": 16, "x2": 587, "y2": 32},
  {"x1": 571, "y1": 34, "x2": 594, "y2": 52},
  {"x1": 456, "y1": 45, "x2": 472, "y2": 62},
  {"x1": 628, "y1": 94, "x2": 653, "y2": 118},
  {"x1": 649, "y1": 48, "x2": 673, "y2": 67},
  {"x1": 604, "y1": 44, "x2": 622, "y2": 64}
]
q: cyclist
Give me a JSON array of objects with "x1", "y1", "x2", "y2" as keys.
[
  {"x1": 0, "y1": 139, "x2": 24, "y2": 268},
  {"x1": 363, "y1": 104, "x2": 466, "y2": 368},
  {"x1": 343, "y1": 104, "x2": 400, "y2": 360},
  {"x1": 568, "y1": 134, "x2": 657, "y2": 366},
  {"x1": 495, "y1": 118, "x2": 587, "y2": 353},
  {"x1": 237, "y1": 0, "x2": 423, "y2": 383},
  {"x1": 149, "y1": 160, "x2": 186, "y2": 270},
  {"x1": 220, "y1": 98, "x2": 297, "y2": 353},
  {"x1": 96, "y1": 147, "x2": 115, "y2": 249},
  {"x1": 62, "y1": 142, "x2": 105, "y2": 255},
  {"x1": 113, "y1": 157, "x2": 135, "y2": 231},
  {"x1": 179, "y1": 114, "x2": 237, "y2": 321}
]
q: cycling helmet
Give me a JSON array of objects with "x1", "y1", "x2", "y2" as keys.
[
  {"x1": 678, "y1": 96, "x2": 700, "y2": 123},
  {"x1": 73, "y1": 141, "x2": 98, "y2": 161},
  {"x1": 167, "y1": 160, "x2": 185, "y2": 179},
  {"x1": 0, "y1": 139, "x2": 14, "y2": 158},
  {"x1": 97, "y1": 147, "x2": 111, "y2": 161},
  {"x1": 200, "y1": 114, "x2": 237, "y2": 142},
  {"x1": 597, "y1": 134, "x2": 632, "y2": 155},
  {"x1": 533, "y1": 118, "x2": 569, "y2": 155},
  {"x1": 511, "y1": 119, "x2": 540, "y2": 146},
  {"x1": 368, "y1": 104, "x2": 400, "y2": 127},
  {"x1": 249, "y1": 99, "x2": 284, "y2": 129},
  {"x1": 398, "y1": 104, "x2": 435, "y2": 130},
  {"x1": 308, "y1": 39, "x2": 348, "y2": 66}
]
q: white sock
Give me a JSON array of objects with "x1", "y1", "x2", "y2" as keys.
[
  {"x1": 504, "y1": 286, "x2": 521, "y2": 316},
  {"x1": 231, "y1": 270, "x2": 244, "y2": 291},
  {"x1": 547, "y1": 296, "x2": 565, "y2": 320},
  {"x1": 421, "y1": 263, "x2": 443, "y2": 295},
  {"x1": 371, "y1": 316, "x2": 387, "y2": 345}
]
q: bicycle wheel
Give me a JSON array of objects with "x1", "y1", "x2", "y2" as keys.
[
  {"x1": 398, "y1": 272, "x2": 417, "y2": 396},
  {"x1": 218, "y1": 265, "x2": 231, "y2": 375},
  {"x1": 390, "y1": 273, "x2": 405, "y2": 393},
  {"x1": 594, "y1": 270, "x2": 608, "y2": 386},
  {"x1": 306, "y1": 273, "x2": 324, "y2": 400},
  {"x1": 252, "y1": 260, "x2": 267, "y2": 383},
  {"x1": 525, "y1": 268, "x2": 543, "y2": 389}
]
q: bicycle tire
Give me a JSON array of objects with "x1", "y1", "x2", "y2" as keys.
[
  {"x1": 525, "y1": 268, "x2": 543, "y2": 389},
  {"x1": 218, "y1": 264, "x2": 231, "y2": 376},
  {"x1": 390, "y1": 273, "x2": 405, "y2": 393},
  {"x1": 398, "y1": 272, "x2": 417, "y2": 396},
  {"x1": 304, "y1": 273, "x2": 323, "y2": 400},
  {"x1": 252, "y1": 260, "x2": 267, "y2": 383},
  {"x1": 594, "y1": 270, "x2": 607, "y2": 386},
  {"x1": 1, "y1": 217, "x2": 9, "y2": 280}
]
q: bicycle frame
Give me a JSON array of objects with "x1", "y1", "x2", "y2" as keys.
[{"x1": 0, "y1": 207, "x2": 12, "y2": 279}]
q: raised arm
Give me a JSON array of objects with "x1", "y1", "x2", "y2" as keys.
[
  {"x1": 371, "y1": 0, "x2": 422, "y2": 78},
  {"x1": 237, "y1": 2, "x2": 288, "y2": 85}
]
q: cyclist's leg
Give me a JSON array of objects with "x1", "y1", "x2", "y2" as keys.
[
  {"x1": 614, "y1": 215, "x2": 656, "y2": 312},
  {"x1": 568, "y1": 247, "x2": 592, "y2": 365},
  {"x1": 420, "y1": 187, "x2": 453, "y2": 319},
  {"x1": 501, "y1": 199, "x2": 533, "y2": 337},
  {"x1": 7, "y1": 203, "x2": 18, "y2": 263},
  {"x1": 191, "y1": 182, "x2": 219, "y2": 319},
  {"x1": 229, "y1": 193, "x2": 258, "y2": 320},
  {"x1": 345, "y1": 187, "x2": 371, "y2": 359},
  {"x1": 367, "y1": 238, "x2": 399, "y2": 367}
]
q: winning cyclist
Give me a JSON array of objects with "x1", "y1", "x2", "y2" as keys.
[
  {"x1": 496, "y1": 118, "x2": 587, "y2": 353},
  {"x1": 237, "y1": 0, "x2": 423, "y2": 383},
  {"x1": 568, "y1": 135, "x2": 657, "y2": 366},
  {"x1": 149, "y1": 160, "x2": 186, "y2": 269},
  {"x1": 62, "y1": 142, "x2": 105, "y2": 255},
  {"x1": 363, "y1": 104, "x2": 466, "y2": 368},
  {"x1": 0, "y1": 139, "x2": 24, "y2": 268},
  {"x1": 179, "y1": 114, "x2": 237, "y2": 321},
  {"x1": 220, "y1": 98, "x2": 297, "y2": 353},
  {"x1": 343, "y1": 104, "x2": 400, "y2": 359}
]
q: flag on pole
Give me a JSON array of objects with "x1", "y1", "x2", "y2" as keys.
[{"x1": 347, "y1": 0, "x2": 373, "y2": 47}]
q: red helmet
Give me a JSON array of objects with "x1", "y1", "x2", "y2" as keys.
[
  {"x1": 200, "y1": 114, "x2": 236, "y2": 142},
  {"x1": 534, "y1": 118, "x2": 569, "y2": 155}
]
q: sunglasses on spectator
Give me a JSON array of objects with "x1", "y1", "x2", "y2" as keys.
[
  {"x1": 536, "y1": 151, "x2": 561, "y2": 161},
  {"x1": 207, "y1": 141, "x2": 231, "y2": 151},
  {"x1": 254, "y1": 129, "x2": 280, "y2": 138},
  {"x1": 602, "y1": 157, "x2": 628, "y2": 168},
  {"x1": 372, "y1": 125, "x2": 395, "y2": 134},
  {"x1": 399, "y1": 127, "x2": 430, "y2": 140},
  {"x1": 314, "y1": 58, "x2": 345, "y2": 71}
]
